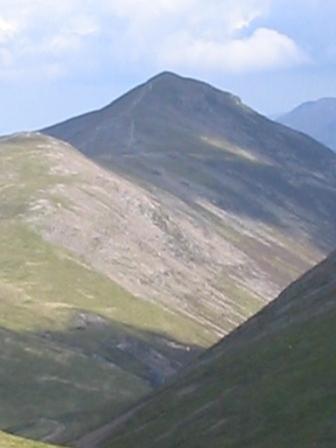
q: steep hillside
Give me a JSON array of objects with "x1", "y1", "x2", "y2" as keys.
[
  {"x1": 278, "y1": 97, "x2": 336, "y2": 151},
  {"x1": 87, "y1": 251, "x2": 336, "y2": 448},
  {"x1": 0, "y1": 134, "x2": 213, "y2": 444},
  {"x1": 44, "y1": 72, "x2": 336, "y2": 335}
]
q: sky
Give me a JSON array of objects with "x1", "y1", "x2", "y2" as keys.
[{"x1": 0, "y1": 0, "x2": 336, "y2": 134}]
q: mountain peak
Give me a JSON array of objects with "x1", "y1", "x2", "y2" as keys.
[
  {"x1": 140, "y1": 71, "x2": 244, "y2": 110},
  {"x1": 147, "y1": 71, "x2": 183, "y2": 82},
  {"x1": 42, "y1": 72, "x2": 336, "y2": 373},
  {"x1": 144, "y1": 71, "x2": 202, "y2": 90}
]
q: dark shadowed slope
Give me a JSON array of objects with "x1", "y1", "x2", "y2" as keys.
[
  {"x1": 278, "y1": 97, "x2": 336, "y2": 151},
  {"x1": 84, "y1": 250, "x2": 336, "y2": 448},
  {"x1": 44, "y1": 72, "x2": 336, "y2": 336}
]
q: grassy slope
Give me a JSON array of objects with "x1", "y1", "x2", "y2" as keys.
[
  {"x1": 0, "y1": 432, "x2": 58, "y2": 448},
  {"x1": 0, "y1": 134, "x2": 214, "y2": 443},
  {"x1": 102, "y1": 252, "x2": 336, "y2": 448}
]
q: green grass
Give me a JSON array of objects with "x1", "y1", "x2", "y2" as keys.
[
  {"x1": 0, "y1": 221, "x2": 213, "y2": 345},
  {"x1": 0, "y1": 134, "x2": 214, "y2": 346},
  {"x1": 0, "y1": 223, "x2": 211, "y2": 441},
  {"x1": 0, "y1": 137, "x2": 72, "y2": 219},
  {"x1": 105, "y1": 254, "x2": 336, "y2": 448},
  {"x1": 0, "y1": 432, "x2": 58, "y2": 448},
  {"x1": 0, "y1": 134, "x2": 216, "y2": 443}
]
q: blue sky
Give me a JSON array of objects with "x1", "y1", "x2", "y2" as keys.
[{"x1": 0, "y1": 0, "x2": 335, "y2": 134}]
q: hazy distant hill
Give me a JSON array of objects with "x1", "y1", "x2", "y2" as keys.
[
  {"x1": 44, "y1": 72, "x2": 336, "y2": 335},
  {"x1": 87, "y1": 250, "x2": 336, "y2": 448},
  {"x1": 278, "y1": 97, "x2": 336, "y2": 151}
]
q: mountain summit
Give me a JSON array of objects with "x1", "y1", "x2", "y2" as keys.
[
  {"x1": 45, "y1": 71, "x2": 247, "y2": 158},
  {"x1": 43, "y1": 73, "x2": 336, "y2": 338}
]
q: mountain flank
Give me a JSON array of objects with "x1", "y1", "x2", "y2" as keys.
[
  {"x1": 0, "y1": 133, "x2": 213, "y2": 444},
  {"x1": 82, "y1": 250, "x2": 336, "y2": 448},
  {"x1": 44, "y1": 72, "x2": 336, "y2": 335}
]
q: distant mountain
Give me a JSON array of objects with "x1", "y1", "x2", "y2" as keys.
[
  {"x1": 278, "y1": 97, "x2": 336, "y2": 151},
  {"x1": 84, "y1": 250, "x2": 336, "y2": 448},
  {"x1": 0, "y1": 133, "x2": 212, "y2": 444},
  {"x1": 44, "y1": 72, "x2": 336, "y2": 336}
]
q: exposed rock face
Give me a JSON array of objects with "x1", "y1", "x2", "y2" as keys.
[{"x1": 44, "y1": 72, "x2": 336, "y2": 335}]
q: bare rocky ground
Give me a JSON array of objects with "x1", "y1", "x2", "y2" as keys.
[
  {"x1": 44, "y1": 72, "x2": 336, "y2": 336},
  {"x1": 25, "y1": 132, "x2": 323, "y2": 337}
]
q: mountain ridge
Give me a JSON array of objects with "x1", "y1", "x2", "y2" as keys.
[{"x1": 43, "y1": 73, "x2": 336, "y2": 335}]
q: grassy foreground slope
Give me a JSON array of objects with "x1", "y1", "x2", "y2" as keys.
[
  {"x1": 0, "y1": 432, "x2": 58, "y2": 448},
  {"x1": 94, "y1": 252, "x2": 336, "y2": 448},
  {"x1": 0, "y1": 134, "x2": 214, "y2": 443}
]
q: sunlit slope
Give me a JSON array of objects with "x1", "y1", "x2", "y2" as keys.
[
  {"x1": 99, "y1": 252, "x2": 336, "y2": 448},
  {"x1": 0, "y1": 432, "x2": 59, "y2": 448},
  {"x1": 0, "y1": 134, "x2": 214, "y2": 444},
  {"x1": 44, "y1": 72, "x2": 336, "y2": 336}
]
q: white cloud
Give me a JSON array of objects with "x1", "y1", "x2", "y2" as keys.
[
  {"x1": 100, "y1": 0, "x2": 307, "y2": 73},
  {"x1": 0, "y1": 17, "x2": 18, "y2": 43},
  {"x1": 103, "y1": 0, "x2": 267, "y2": 28},
  {"x1": 104, "y1": 0, "x2": 192, "y2": 21},
  {"x1": 160, "y1": 28, "x2": 309, "y2": 73},
  {"x1": 0, "y1": 0, "x2": 310, "y2": 79},
  {"x1": 35, "y1": 17, "x2": 100, "y2": 56},
  {"x1": 0, "y1": 1, "x2": 101, "y2": 78}
]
